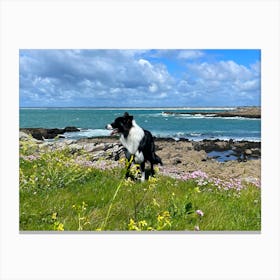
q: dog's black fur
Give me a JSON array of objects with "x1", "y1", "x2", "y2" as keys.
[{"x1": 106, "y1": 112, "x2": 162, "y2": 180}]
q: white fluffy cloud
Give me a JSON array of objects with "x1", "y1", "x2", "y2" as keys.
[
  {"x1": 177, "y1": 50, "x2": 204, "y2": 60},
  {"x1": 19, "y1": 49, "x2": 260, "y2": 107}
]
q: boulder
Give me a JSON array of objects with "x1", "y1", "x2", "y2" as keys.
[
  {"x1": 64, "y1": 126, "x2": 80, "y2": 132},
  {"x1": 20, "y1": 127, "x2": 80, "y2": 140},
  {"x1": 19, "y1": 131, "x2": 42, "y2": 143},
  {"x1": 173, "y1": 158, "x2": 182, "y2": 165},
  {"x1": 244, "y1": 149, "x2": 252, "y2": 155},
  {"x1": 68, "y1": 144, "x2": 83, "y2": 153},
  {"x1": 84, "y1": 143, "x2": 105, "y2": 153}
]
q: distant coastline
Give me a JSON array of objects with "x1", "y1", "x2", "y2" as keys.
[
  {"x1": 20, "y1": 106, "x2": 244, "y2": 110},
  {"x1": 163, "y1": 106, "x2": 261, "y2": 119}
]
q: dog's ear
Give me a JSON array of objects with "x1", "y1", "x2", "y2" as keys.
[{"x1": 124, "y1": 112, "x2": 133, "y2": 121}]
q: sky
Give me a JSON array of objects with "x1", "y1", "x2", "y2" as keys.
[{"x1": 19, "y1": 49, "x2": 261, "y2": 107}]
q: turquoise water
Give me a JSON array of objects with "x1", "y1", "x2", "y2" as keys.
[{"x1": 20, "y1": 108, "x2": 261, "y2": 141}]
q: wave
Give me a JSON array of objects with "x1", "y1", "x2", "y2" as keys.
[
  {"x1": 64, "y1": 129, "x2": 110, "y2": 139},
  {"x1": 169, "y1": 114, "x2": 258, "y2": 120},
  {"x1": 63, "y1": 128, "x2": 260, "y2": 142}
]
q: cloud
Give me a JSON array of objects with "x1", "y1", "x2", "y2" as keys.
[
  {"x1": 177, "y1": 50, "x2": 205, "y2": 60},
  {"x1": 19, "y1": 49, "x2": 260, "y2": 107},
  {"x1": 20, "y1": 50, "x2": 175, "y2": 107},
  {"x1": 172, "y1": 59, "x2": 260, "y2": 106},
  {"x1": 187, "y1": 60, "x2": 255, "y2": 81}
]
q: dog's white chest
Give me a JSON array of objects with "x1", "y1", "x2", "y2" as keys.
[{"x1": 120, "y1": 123, "x2": 145, "y2": 157}]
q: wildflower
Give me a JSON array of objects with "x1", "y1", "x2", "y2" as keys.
[
  {"x1": 157, "y1": 211, "x2": 171, "y2": 228},
  {"x1": 139, "y1": 220, "x2": 148, "y2": 228},
  {"x1": 128, "y1": 218, "x2": 140, "y2": 231},
  {"x1": 194, "y1": 187, "x2": 201, "y2": 193},
  {"x1": 53, "y1": 221, "x2": 64, "y2": 231},
  {"x1": 194, "y1": 225, "x2": 200, "y2": 231},
  {"x1": 25, "y1": 155, "x2": 38, "y2": 161},
  {"x1": 57, "y1": 223, "x2": 64, "y2": 231},
  {"x1": 130, "y1": 164, "x2": 141, "y2": 178},
  {"x1": 123, "y1": 177, "x2": 134, "y2": 187},
  {"x1": 196, "y1": 209, "x2": 204, "y2": 217},
  {"x1": 152, "y1": 198, "x2": 160, "y2": 207},
  {"x1": 82, "y1": 201, "x2": 87, "y2": 211},
  {"x1": 148, "y1": 176, "x2": 158, "y2": 184},
  {"x1": 52, "y1": 212, "x2": 57, "y2": 220},
  {"x1": 154, "y1": 166, "x2": 160, "y2": 174}
]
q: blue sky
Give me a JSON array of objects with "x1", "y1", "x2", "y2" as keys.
[{"x1": 19, "y1": 49, "x2": 260, "y2": 107}]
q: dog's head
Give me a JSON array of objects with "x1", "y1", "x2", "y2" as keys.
[{"x1": 105, "y1": 112, "x2": 133, "y2": 136}]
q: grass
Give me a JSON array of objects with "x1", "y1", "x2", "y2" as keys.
[{"x1": 19, "y1": 139, "x2": 261, "y2": 231}]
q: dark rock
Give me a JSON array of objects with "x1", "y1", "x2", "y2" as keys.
[
  {"x1": 20, "y1": 127, "x2": 80, "y2": 140},
  {"x1": 173, "y1": 158, "x2": 182, "y2": 164},
  {"x1": 64, "y1": 126, "x2": 80, "y2": 132}
]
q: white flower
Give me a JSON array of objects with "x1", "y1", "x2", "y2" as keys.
[
  {"x1": 196, "y1": 209, "x2": 204, "y2": 217},
  {"x1": 194, "y1": 225, "x2": 200, "y2": 231}
]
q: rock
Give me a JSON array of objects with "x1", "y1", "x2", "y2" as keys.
[
  {"x1": 19, "y1": 131, "x2": 31, "y2": 140},
  {"x1": 20, "y1": 127, "x2": 80, "y2": 140},
  {"x1": 104, "y1": 143, "x2": 114, "y2": 151},
  {"x1": 173, "y1": 158, "x2": 182, "y2": 165},
  {"x1": 193, "y1": 140, "x2": 230, "y2": 152},
  {"x1": 68, "y1": 144, "x2": 83, "y2": 153},
  {"x1": 64, "y1": 139, "x2": 76, "y2": 145},
  {"x1": 91, "y1": 151, "x2": 107, "y2": 161},
  {"x1": 19, "y1": 131, "x2": 43, "y2": 143},
  {"x1": 64, "y1": 126, "x2": 80, "y2": 132},
  {"x1": 251, "y1": 148, "x2": 261, "y2": 157},
  {"x1": 245, "y1": 149, "x2": 252, "y2": 155},
  {"x1": 38, "y1": 142, "x2": 53, "y2": 149},
  {"x1": 84, "y1": 143, "x2": 105, "y2": 153}
]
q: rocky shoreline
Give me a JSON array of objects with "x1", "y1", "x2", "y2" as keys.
[
  {"x1": 19, "y1": 128, "x2": 261, "y2": 183},
  {"x1": 20, "y1": 127, "x2": 80, "y2": 140},
  {"x1": 163, "y1": 106, "x2": 261, "y2": 119}
]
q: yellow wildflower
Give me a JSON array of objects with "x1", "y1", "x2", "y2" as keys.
[
  {"x1": 139, "y1": 220, "x2": 148, "y2": 228},
  {"x1": 152, "y1": 198, "x2": 160, "y2": 207},
  {"x1": 57, "y1": 223, "x2": 64, "y2": 231},
  {"x1": 51, "y1": 212, "x2": 57, "y2": 220},
  {"x1": 194, "y1": 187, "x2": 201, "y2": 193}
]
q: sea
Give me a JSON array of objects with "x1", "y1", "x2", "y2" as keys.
[{"x1": 19, "y1": 107, "x2": 261, "y2": 142}]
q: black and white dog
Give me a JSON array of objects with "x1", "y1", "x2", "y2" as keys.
[{"x1": 105, "y1": 112, "x2": 162, "y2": 181}]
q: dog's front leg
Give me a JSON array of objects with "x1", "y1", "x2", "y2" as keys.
[{"x1": 140, "y1": 162, "x2": 145, "y2": 182}]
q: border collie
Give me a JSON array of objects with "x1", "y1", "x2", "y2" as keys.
[{"x1": 105, "y1": 112, "x2": 162, "y2": 181}]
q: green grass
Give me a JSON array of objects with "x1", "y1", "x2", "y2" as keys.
[{"x1": 19, "y1": 140, "x2": 261, "y2": 231}]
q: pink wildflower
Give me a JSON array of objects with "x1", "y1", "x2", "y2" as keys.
[{"x1": 196, "y1": 209, "x2": 204, "y2": 217}]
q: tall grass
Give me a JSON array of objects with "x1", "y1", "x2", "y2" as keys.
[{"x1": 19, "y1": 139, "x2": 261, "y2": 231}]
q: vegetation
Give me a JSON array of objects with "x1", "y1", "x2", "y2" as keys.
[{"x1": 19, "y1": 139, "x2": 261, "y2": 231}]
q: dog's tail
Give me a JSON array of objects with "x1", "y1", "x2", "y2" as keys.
[{"x1": 153, "y1": 153, "x2": 163, "y2": 166}]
